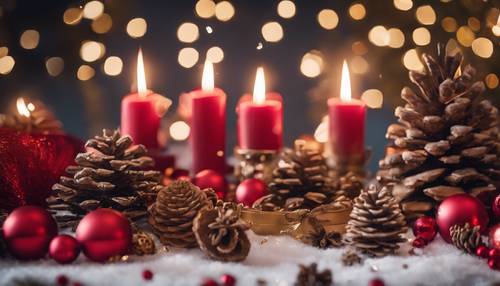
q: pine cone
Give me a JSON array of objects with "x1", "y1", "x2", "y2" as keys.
[
  {"x1": 341, "y1": 249, "x2": 362, "y2": 266},
  {"x1": 346, "y1": 184, "x2": 407, "y2": 257},
  {"x1": 48, "y1": 129, "x2": 162, "y2": 228},
  {"x1": 131, "y1": 231, "x2": 156, "y2": 256},
  {"x1": 378, "y1": 44, "x2": 500, "y2": 220},
  {"x1": 149, "y1": 180, "x2": 211, "y2": 248},
  {"x1": 294, "y1": 263, "x2": 332, "y2": 286},
  {"x1": 299, "y1": 218, "x2": 343, "y2": 249},
  {"x1": 331, "y1": 172, "x2": 364, "y2": 200},
  {"x1": 193, "y1": 201, "x2": 251, "y2": 262},
  {"x1": 450, "y1": 223, "x2": 482, "y2": 254},
  {"x1": 0, "y1": 99, "x2": 63, "y2": 134}
]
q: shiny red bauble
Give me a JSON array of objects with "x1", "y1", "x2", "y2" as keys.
[
  {"x1": 368, "y1": 278, "x2": 385, "y2": 286},
  {"x1": 220, "y1": 274, "x2": 236, "y2": 286},
  {"x1": 488, "y1": 258, "x2": 499, "y2": 270},
  {"x1": 490, "y1": 224, "x2": 500, "y2": 250},
  {"x1": 194, "y1": 169, "x2": 226, "y2": 199},
  {"x1": 412, "y1": 216, "x2": 437, "y2": 242},
  {"x1": 236, "y1": 178, "x2": 268, "y2": 207},
  {"x1": 2, "y1": 205, "x2": 58, "y2": 260},
  {"x1": 76, "y1": 209, "x2": 132, "y2": 262},
  {"x1": 411, "y1": 237, "x2": 427, "y2": 248},
  {"x1": 476, "y1": 245, "x2": 490, "y2": 259},
  {"x1": 493, "y1": 195, "x2": 500, "y2": 223},
  {"x1": 49, "y1": 234, "x2": 81, "y2": 264},
  {"x1": 436, "y1": 194, "x2": 489, "y2": 243}
]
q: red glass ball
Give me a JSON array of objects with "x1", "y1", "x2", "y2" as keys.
[
  {"x1": 220, "y1": 274, "x2": 236, "y2": 286},
  {"x1": 201, "y1": 278, "x2": 219, "y2": 286},
  {"x1": 49, "y1": 235, "x2": 80, "y2": 264},
  {"x1": 488, "y1": 258, "x2": 499, "y2": 270},
  {"x1": 489, "y1": 224, "x2": 500, "y2": 250},
  {"x1": 493, "y1": 195, "x2": 500, "y2": 222},
  {"x1": 412, "y1": 216, "x2": 437, "y2": 242},
  {"x1": 236, "y1": 178, "x2": 268, "y2": 207},
  {"x1": 476, "y1": 245, "x2": 490, "y2": 259},
  {"x1": 411, "y1": 237, "x2": 427, "y2": 248},
  {"x1": 194, "y1": 169, "x2": 226, "y2": 199},
  {"x1": 142, "y1": 269, "x2": 154, "y2": 281},
  {"x1": 56, "y1": 275, "x2": 69, "y2": 286},
  {"x1": 368, "y1": 278, "x2": 385, "y2": 286},
  {"x1": 489, "y1": 248, "x2": 500, "y2": 260},
  {"x1": 2, "y1": 205, "x2": 58, "y2": 260},
  {"x1": 76, "y1": 209, "x2": 132, "y2": 262},
  {"x1": 436, "y1": 194, "x2": 489, "y2": 243}
]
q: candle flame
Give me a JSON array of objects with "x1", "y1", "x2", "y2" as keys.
[
  {"x1": 201, "y1": 59, "x2": 214, "y2": 92},
  {"x1": 253, "y1": 67, "x2": 266, "y2": 104},
  {"x1": 137, "y1": 48, "x2": 148, "y2": 97},
  {"x1": 340, "y1": 60, "x2": 352, "y2": 102},
  {"x1": 16, "y1": 98, "x2": 31, "y2": 117}
]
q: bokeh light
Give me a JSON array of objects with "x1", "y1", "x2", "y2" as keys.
[
  {"x1": 83, "y1": 1, "x2": 104, "y2": 20},
  {"x1": 441, "y1": 17, "x2": 458, "y2": 32},
  {"x1": 351, "y1": 56, "x2": 369, "y2": 74},
  {"x1": 349, "y1": 4, "x2": 366, "y2": 20},
  {"x1": 206, "y1": 46, "x2": 224, "y2": 63},
  {"x1": 91, "y1": 13, "x2": 112, "y2": 34},
  {"x1": 19, "y1": 29, "x2": 40, "y2": 50},
  {"x1": 412, "y1": 27, "x2": 431, "y2": 46},
  {"x1": 416, "y1": 5, "x2": 436, "y2": 25},
  {"x1": 80, "y1": 41, "x2": 105, "y2": 62},
  {"x1": 277, "y1": 0, "x2": 296, "y2": 19},
  {"x1": 361, "y1": 89, "x2": 383, "y2": 108},
  {"x1": 352, "y1": 41, "x2": 368, "y2": 55},
  {"x1": 471, "y1": 37, "x2": 493, "y2": 58},
  {"x1": 300, "y1": 50, "x2": 324, "y2": 78},
  {"x1": 177, "y1": 22, "x2": 199, "y2": 43},
  {"x1": 170, "y1": 121, "x2": 190, "y2": 141},
  {"x1": 456, "y1": 26, "x2": 475, "y2": 47},
  {"x1": 126, "y1": 18, "x2": 147, "y2": 38},
  {"x1": 195, "y1": 0, "x2": 216, "y2": 19},
  {"x1": 45, "y1": 57, "x2": 64, "y2": 77},
  {"x1": 63, "y1": 8, "x2": 83, "y2": 25},
  {"x1": 215, "y1": 1, "x2": 235, "y2": 22},
  {"x1": 317, "y1": 9, "x2": 339, "y2": 30},
  {"x1": 393, "y1": 0, "x2": 413, "y2": 11},
  {"x1": 103, "y1": 56, "x2": 123, "y2": 76},
  {"x1": 485, "y1": 73, "x2": 499, "y2": 89},
  {"x1": 178, "y1": 48, "x2": 199, "y2": 68},
  {"x1": 388, "y1": 28, "x2": 405, "y2": 48},
  {"x1": 0, "y1": 47, "x2": 8, "y2": 58},
  {"x1": 368, "y1": 25, "x2": 389, "y2": 47},
  {"x1": 0, "y1": 56, "x2": 15, "y2": 75},
  {"x1": 403, "y1": 49, "x2": 424, "y2": 71},
  {"x1": 261, "y1": 22, "x2": 284, "y2": 42},
  {"x1": 77, "y1": 65, "x2": 95, "y2": 81},
  {"x1": 467, "y1": 17, "x2": 480, "y2": 32},
  {"x1": 314, "y1": 118, "x2": 328, "y2": 143}
]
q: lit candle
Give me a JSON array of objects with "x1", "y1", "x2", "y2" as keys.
[
  {"x1": 328, "y1": 60, "x2": 366, "y2": 161},
  {"x1": 237, "y1": 67, "x2": 283, "y2": 150},
  {"x1": 121, "y1": 49, "x2": 171, "y2": 149},
  {"x1": 190, "y1": 60, "x2": 227, "y2": 175}
]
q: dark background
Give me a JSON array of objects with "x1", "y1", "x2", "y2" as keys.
[{"x1": 0, "y1": 0, "x2": 498, "y2": 171}]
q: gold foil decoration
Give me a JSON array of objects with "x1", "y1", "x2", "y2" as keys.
[{"x1": 233, "y1": 147, "x2": 279, "y2": 184}]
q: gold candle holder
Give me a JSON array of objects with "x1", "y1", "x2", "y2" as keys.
[
  {"x1": 327, "y1": 148, "x2": 371, "y2": 177},
  {"x1": 233, "y1": 147, "x2": 279, "y2": 184}
]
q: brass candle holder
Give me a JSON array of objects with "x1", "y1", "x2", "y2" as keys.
[{"x1": 233, "y1": 147, "x2": 279, "y2": 184}]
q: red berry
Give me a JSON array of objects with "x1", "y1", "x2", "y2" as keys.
[
  {"x1": 201, "y1": 278, "x2": 219, "y2": 286},
  {"x1": 489, "y1": 248, "x2": 500, "y2": 260},
  {"x1": 56, "y1": 275, "x2": 69, "y2": 286},
  {"x1": 369, "y1": 278, "x2": 385, "y2": 286},
  {"x1": 142, "y1": 270, "x2": 154, "y2": 281},
  {"x1": 488, "y1": 258, "x2": 499, "y2": 270},
  {"x1": 412, "y1": 237, "x2": 427, "y2": 248},
  {"x1": 476, "y1": 245, "x2": 490, "y2": 259},
  {"x1": 220, "y1": 274, "x2": 236, "y2": 286}
]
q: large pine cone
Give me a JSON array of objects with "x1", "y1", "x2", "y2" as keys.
[
  {"x1": 48, "y1": 129, "x2": 162, "y2": 228},
  {"x1": 193, "y1": 201, "x2": 250, "y2": 262},
  {"x1": 149, "y1": 180, "x2": 212, "y2": 248},
  {"x1": 346, "y1": 184, "x2": 407, "y2": 257},
  {"x1": 378, "y1": 44, "x2": 500, "y2": 220}
]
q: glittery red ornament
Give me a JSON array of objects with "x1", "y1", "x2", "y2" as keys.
[
  {"x1": 201, "y1": 279, "x2": 219, "y2": 286},
  {"x1": 49, "y1": 235, "x2": 80, "y2": 264},
  {"x1": 493, "y1": 196, "x2": 500, "y2": 223},
  {"x1": 436, "y1": 194, "x2": 489, "y2": 243},
  {"x1": 194, "y1": 169, "x2": 226, "y2": 199},
  {"x1": 412, "y1": 216, "x2": 437, "y2": 242},
  {"x1": 76, "y1": 209, "x2": 132, "y2": 262},
  {"x1": 477, "y1": 245, "x2": 490, "y2": 259},
  {"x1": 220, "y1": 274, "x2": 236, "y2": 286},
  {"x1": 2, "y1": 205, "x2": 58, "y2": 260},
  {"x1": 142, "y1": 269, "x2": 154, "y2": 281},
  {"x1": 490, "y1": 224, "x2": 500, "y2": 250},
  {"x1": 368, "y1": 278, "x2": 385, "y2": 286},
  {"x1": 411, "y1": 237, "x2": 427, "y2": 248},
  {"x1": 0, "y1": 129, "x2": 82, "y2": 211},
  {"x1": 236, "y1": 178, "x2": 267, "y2": 207}
]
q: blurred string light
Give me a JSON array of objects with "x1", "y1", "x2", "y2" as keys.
[
  {"x1": 393, "y1": 0, "x2": 413, "y2": 11},
  {"x1": 91, "y1": 13, "x2": 112, "y2": 34},
  {"x1": 388, "y1": 28, "x2": 405, "y2": 48},
  {"x1": 63, "y1": 7, "x2": 83, "y2": 25},
  {"x1": 0, "y1": 47, "x2": 8, "y2": 58},
  {"x1": 456, "y1": 26, "x2": 475, "y2": 47},
  {"x1": 416, "y1": 5, "x2": 436, "y2": 25},
  {"x1": 206, "y1": 46, "x2": 224, "y2": 63},
  {"x1": 215, "y1": 1, "x2": 235, "y2": 22},
  {"x1": 83, "y1": 1, "x2": 104, "y2": 20},
  {"x1": 349, "y1": 3, "x2": 366, "y2": 20},
  {"x1": 403, "y1": 49, "x2": 424, "y2": 71},
  {"x1": 412, "y1": 27, "x2": 431, "y2": 46},
  {"x1": 178, "y1": 47, "x2": 199, "y2": 68},
  {"x1": 352, "y1": 41, "x2": 368, "y2": 55},
  {"x1": 0, "y1": 56, "x2": 15, "y2": 75},
  {"x1": 45, "y1": 57, "x2": 64, "y2": 76},
  {"x1": 256, "y1": 42, "x2": 263, "y2": 50},
  {"x1": 492, "y1": 16, "x2": 500, "y2": 36},
  {"x1": 361, "y1": 89, "x2": 383, "y2": 108},
  {"x1": 485, "y1": 73, "x2": 499, "y2": 89},
  {"x1": 20, "y1": 29, "x2": 39, "y2": 50},
  {"x1": 351, "y1": 56, "x2": 368, "y2": 74},
  {"x1": 277, "y1": 0, "x2": 296, "y2": 19},
  {"x1": 317, "y1": 9, "x2": 339, "y2": 30},
  {"x1": 103, "y1": 56, "x2": 123, "y2": 76},
  {"x1": 441, "y1": 17, "x2": 458, "y2": 32},
  {"x1": 471, "y1": 37, "x2": 493, "y2": 58},
  {"x1": 177, "y1": 22, "x2": 199, "y2": 43},
  {"x1": 261, "y1": 22, "x2": 283, "y2": 42},
  {"x1": 300, "y1": 50, "x2": 324, "y2": 78},
  {"x1": 467, "y1": 17, "x2": 480, "y2": 32},
  {"x1": 195, "y1": 0, "x2": 216, "y2": 19},
  {"x1": 126, "y1": 18, "x2": 147, "y2": 38},
  {"x1": 80, "y1": 41, "x2": 105, "y2": 62},
  {"x1": 206, "y1": 26, "x2": 213, "y2": 34},
  {"x1": 170, "y1": 121, "x2": 190, "y2": 141},
  {"x1": 368, "y1": 25, "x2": 389, "y2": 47},
  {"x1": 77, "y1": 65, "x2": 95, "y2": 81}
]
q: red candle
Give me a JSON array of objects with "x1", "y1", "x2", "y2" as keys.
[
  {"x1": 328, "y1": 60, "x2": 366, "y2": 161},
  {"x1": 237, "y1": 67, "x2": 283, "y2": 150},
  {"x1": 121, "y1": 49, "x2": 171, "y2": 149},
  {"x1": 190, "y1": 60, "x2": 226, "y2": 175}
]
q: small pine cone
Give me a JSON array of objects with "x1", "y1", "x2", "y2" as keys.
[
  {"x1": 294, "y1": 263, "x2": 332, "y2": 286},
  {"x1": 149, "y1": 180, "x2": 211, "y2": 248},
  {"x1": 193, "y1": 202, "x2": 251, "y2": 262},
  {"x1": 450, "y1": 223, "x2": 482, "y2": 254},
  {"x1": 341, "y1": 250, "x2": 362, "y2": 266},
  {"x1": 299, "y1": 218, "x2": 343, "y2": 249},
  {"x1": 132, "y1": 231, "x2": 156, "y2": 256},
  {"x1": 333, "y1": 172, "x2": 364, "y2": 200}
]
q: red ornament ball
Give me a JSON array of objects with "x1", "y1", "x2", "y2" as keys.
[
  {"x1": 220, "y1": 274, "x2": 236, "y2": 286},
  {"x1": 201, "y1": 278, "x2": 219, "y2": 286},
  {"x1": 236, "y1": 178, "x2": 268, "y2": 207},
  {"x1": 411, "y1": 237, "x2": 427, "y2": 248},
  {"x1": 368, "y1": 278, "x2": 385, "y2": 286},
  {"x1": 412, "y1": 216, "x2": 437, "y2": 242},
  {"x1": 142, "y1": 269, "x2": 154, "y2": 281},
  {"x1": 476, "y1": 245, "x2": 490, "y2": 259},
  {"x1": 2, "y1": 205, "x2": 58, "y2": 260},
  {"x1": 76, "y1": 209, "x2": 132, "y2": 262},
  {"x1": 489, "y1": 248, "x2": 500, "y2": 260},
  {"x1": 490, "y1": 224, "x2": 500, "y2": 250},
  {"x1": 194, "y1": 169, "x2": 226, "y2": 199},
  {"x1": 56, "y1": 275, "x2": 69, "y2": 286},
  {"x1": 488, "y1": 258, "x2": 499, "y2": 270},
  {"x1": 493, "y1": 195, "x2": 500, "y2": 222},
  {"x1": 49, "y1": 235, "x2": 80, "y2": 264},
  {"x1": 436, "y1": 194, "x2": 489, "y2": 243}
]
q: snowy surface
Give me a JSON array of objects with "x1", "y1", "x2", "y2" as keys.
[{"x1": 1, "y1": 231, "x2": 499, "y2": 286}]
